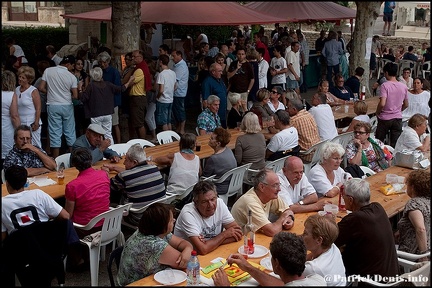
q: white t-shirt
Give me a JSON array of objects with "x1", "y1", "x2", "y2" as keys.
[
  {"x1": 156, "y1": 69, "x2": 176, "y2": 103},
  {"x1": 267, "y1": 101, "x2": 285, "y2": 113},
  {"x1": 270, "y1": 57, "x2": 287, "y2": 85},
  {"x1": 303, "y1": 244, "x2": 346, "y2": 286},
  {"x1": 307, "y1": 164, "x2": 351, "y2": 197},
  {"x1": 285, "y1": 274, "x2": 327, "y2": 286},
  {"x1": 2, "y1": 189, "x2": 63, "y2": 235},
  {"x1": 286, "y1": 50, "x2": 301, "y2": 80},
  {"x1": 258, "y1": 58, "x2": 269, "y2": 88},
  {"x1": 395, "y1": 126, "x2": 426, "y2": 152},
  {"x1": 173, "y1": 198, "x2": 234, "y2": 241},
  {"x1": 397, "y1": 76, "x2": 413, "y2": 89},
  {"x1": 42, "y1": 65, "x2": 77, "y2": 105},
  {"x1": 277, "y1": 170, "x2": 316, "y2": 206},
  {"x1": 267, "y1": 127, "x2": 299, "y2": 153},
  {"x1": 309, "y1": 104, "x2": 338, "y2": 141}
]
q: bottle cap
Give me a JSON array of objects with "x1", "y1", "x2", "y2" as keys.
[{"x1": 191, "y1": 250, "x2": 197, "y2": 256}]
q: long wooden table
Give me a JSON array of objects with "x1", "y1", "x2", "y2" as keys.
[
  {"x1": 332, "y1": 96, "x2": 380, "y2": 121},
  {"x1": 1, "y1": 129, "x2": 245, "y2": 199},
  {"x1": 127, "y1": 165, "x2": 414, "y2": 286}
]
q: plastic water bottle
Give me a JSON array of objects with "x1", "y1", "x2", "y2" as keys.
[
  {"x1": 243, "y1": 210, "x2": 255, "y2": 254},
  {"x1": 338, "y1": 173, "x2": 348, "y2": 211},
  {"x1": 186, "y1": 250, "x2": 200, "y2": 286}
]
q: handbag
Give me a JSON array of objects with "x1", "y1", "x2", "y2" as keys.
[{"x1": 393, "y1": 150, "x2": 426, "y2": 169}]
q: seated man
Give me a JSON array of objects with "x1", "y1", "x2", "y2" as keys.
[
  {"x1": 102, "y1": 144, "x2": 166, "y2": 226},
  {"x1": 265, "y1": 110, "x2": 300, "y2": 161},
  {"x1": 173, "y1": 181, "x2": 242, "y2": 255},
  {"x1": 308, "y1": 92, "x2": 338, "y2": 141},
  {"x1": 231, "y1": 168, "x2": 295, "y2": 237},
  {"x1": 2, "y1": 165, "x2": 70, "y2": 240},
  {"x1": 71, "y1": 123, "x2": 120, "y2": 165},
  {"x1": 197, "y1": 95, "x2": 221, "y2": 135},
  {"x1": 212, "y1": 232, "x2": 327, "y2": 286},
  {"x1": 335, "y1": 178, "x2": 399, "y2": 277},
  {"x1": 3, "y1": 125, "x2": 57, "y2": 176},
  {"x1": 277, "y1": 156, "x2": 324, "y2": 213}
]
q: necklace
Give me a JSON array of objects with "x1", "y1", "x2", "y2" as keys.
[{"x1": 181, "y1": 148, "x2": 195, "y2": 154}]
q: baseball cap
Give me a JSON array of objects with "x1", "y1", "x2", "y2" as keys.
[{"x1": 87, "y1": 123, "x2": 105, "y2": 135}]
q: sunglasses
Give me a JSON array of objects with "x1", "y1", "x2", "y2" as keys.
[
  {"x1": 354, "y1": 131, "x2": 368, "y2": 135},
  {"x1": 271, "y1": 91, "x2": 279, "y2": 94}
]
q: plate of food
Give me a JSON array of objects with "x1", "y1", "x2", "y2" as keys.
[{"x1": 238, "y1": 245, "x2": 269, "y2": 258}]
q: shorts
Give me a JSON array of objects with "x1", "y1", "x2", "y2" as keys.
[
  {"x1": 129, "y1": 95, "x2": 147, "y2": 128},
  {"x1": 286, "y1": 77, "x2": 300, "y2": 89},
  {"x1": 112, "y1": 106, "x2": 119, "y2": 126},
  {"x1": 383, "y1": 12, "x2": 393, "y2": 22},
  {"x1": 370, "y1": 53, "x2": 377, "y2": 70},
  {"x1": 156, "y1": 102, "x2": 173, "y2": 126},
  {"x1": 172, "y1": 97, "x2": 186, "y2": 122},
  {"x1": 47, "y1": 104, "x2": 76, "y2": 147}
]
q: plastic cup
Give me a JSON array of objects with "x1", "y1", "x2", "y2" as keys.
[
  {"x1": 324, "y1": 204, "x2": 339, "y2": 215},
  {"x1": 57, "y1": 171, "x2": 65, "y2": 185}
]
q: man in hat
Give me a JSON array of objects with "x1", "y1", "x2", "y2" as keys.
[{"x1": 71, "y1": 123, "x2": 120, "y2": 165}]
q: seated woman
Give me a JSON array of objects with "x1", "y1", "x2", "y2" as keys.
[
  {"x1": 345, "y1": 122, "x2": 392, "y2": 173},
  {"x1": 117, "y1": 202, "x2": 193, "y2": 286},
  {"x1": 202, "y1": 127, "x2": 237, "y2": 196},
  {"x1": 395, "y1": 113, "x2": 430, "y2": 153},
  {"x1": 302, "y1": 214, "x2": 346, "y2": 286},
  {"x1": 249, "y1": 88, "x2": 278, "y2": 137},
  {"x1": 395, "y1": 170, "x2": 430, "y2": 259},
  {"x1": 402, "y1": 77, "x2": 430, "y2": 120},
  {"x1": 234, "y1": 112, "x2": 266, "y2": 172},
  {"x1": 155, "y1": 133, "x2": 201, "y2": 195},
  {"x1": 338, "y1": 101, "x2": 370, "y2": 134},
  {"x1": 330, "y1": 74, "x2": 354, "y2": 101},
  {"x1": 227, "y1": 92, "x2": 245, "y2": 129},
  {"x1": 317, "y1": 80, "x2": 345, "y2": 107},
  {"x1": 267, "y1": 86, "x2": 285, "y2": 113},
  {"x1": 308, "y1": 142, "x2": 351, "y2": 198}
]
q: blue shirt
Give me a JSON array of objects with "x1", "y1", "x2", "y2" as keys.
[
  {"x1": 330, "y1": 85, "x2": 353, "y2": 101},
  {"x1": 384, "y1": 1, "x2": 395, "y2": 13},
  {"x1": 102, "y1": 65, "x2": 122, "y2": 107},
  {"x1": 197, "y1": 108, "x2": 221, "y2": 134},
  {"x1": 322, "y1": 39, "x2": 343, "y2": 66},
  {"x1": 202, "y1": 75, "x2": 227, "y2": 120},
  {"x1": 172, "y1": 59, "x2": 189, "y2": 97}
]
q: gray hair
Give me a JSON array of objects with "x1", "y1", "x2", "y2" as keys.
[
  {"x1": 89, "y1": 67, "x2": 103, "y2": 82},
  {"x1": 228, "y1": 93, "x2": 241, "y2": 105},
  {"x1": 275, "y1": 110, "x2": 290, "y2": 125},
  {"x1": 320, "y1": 142, "x2": 345, "y2": 163},
  {"x1": 253, "y1": 168, "x2": 274, "y2": 190},
  {"x1": 126, "y1": 143, "x2": 147, "y2": 163},
  {"x1": 345, "y1": 178, "x2": 370, "y2": 205},
  {"x1": 288, "y1": 98, "x2": 304, "y2": 111},
  {"x1": 97, "y1": 51, "x2": 111, "y2": 63},
  {"x1": 241, "y1": 112, "x2": 262, "y2": 134},
  {"x1": 207, "y1": 95, "x2": 220, "y2": 105}
]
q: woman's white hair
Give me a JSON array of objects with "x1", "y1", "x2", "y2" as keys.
[
  {"x1": 320, "y1": 142, "x2": 345, "y2": 163},
  {"x1": 228, "y1": 93, "x2": 241, "y2": 105},
  {"x1": 89, "y1": 67, "x2": 103, "y2": 82}
]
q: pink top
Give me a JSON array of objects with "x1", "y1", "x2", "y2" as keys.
[
  {"x1": 65, "y1": 167, "x2": 110, "y2": 226},
  {"x1": 378, "y1": 81, "x2": 408, "y2": 120}
]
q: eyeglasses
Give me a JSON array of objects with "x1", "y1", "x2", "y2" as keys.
[
  {"x1": 262, "y1": 182, "x2": 281, "y2": 189},
  {"x1": 354, "y1": 131, "x2": 368, "y2": 135},
  {"x1": 271, "y1": 91, "x2": 279, "y2": 94}
]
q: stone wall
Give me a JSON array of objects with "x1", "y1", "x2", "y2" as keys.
[
  {"x1": 2, "y1": 7, "x2": 8, "y2": 20},
  {"x1": 38, "y1": 7, "x2": 64, "y2": 25}
]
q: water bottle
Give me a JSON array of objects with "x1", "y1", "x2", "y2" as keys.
[
  {"x1": 302, "y1": 98, "x2": 307, "y2": 110},
  {"x1": 186, "y1": 250, "x2": 200, "y2": 286},
  {"x1": 360, "y1": 86, "x2": 366, "y2": 100},
  {"x1": 338, "y1": 173, "x2": 348, "y2": 211},
  {"x1": 243, "y1": 210, "x2": 255, "y2": 254}
]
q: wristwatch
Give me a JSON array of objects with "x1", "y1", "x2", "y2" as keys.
[
  {"x1": 247, "y1": 90, "x2": 250, "y2": 93},
  {"x1": 299, "y1": 200, "x2": 304, "y2": 205}
]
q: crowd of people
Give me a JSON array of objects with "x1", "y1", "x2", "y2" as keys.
[{"x1": 1, "y1": 22, "x2": 431, "y2": 286}]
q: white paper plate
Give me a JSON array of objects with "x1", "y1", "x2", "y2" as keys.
[
  {"x1": 260, "y1": 256, "x2": 273, "y2": 271},
  {"x1": 154, "y1": 269, "x2": 187, "y2": 285},
  {"x1": 238, "y1": 244, "x2": 269, "y2": 258}
]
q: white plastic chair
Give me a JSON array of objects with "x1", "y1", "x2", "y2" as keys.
[
  {"x1": 422, "y1": 61, "x2": 431, "y2": 79},
  {"x1": 212, "y1": 163, "x2": 252, "y2": 205},
  {"x1": 126, "y1": 139, "x2": 155, "y2": 148},
  {"x1": 331, "y1": 131, "x2": 354, "y2": 168},
  {"x1": 300, "y1": 140, "x2": 329, "y2": 175},
  {"x1": 243, "y1": 155, "x2": 291, "y2": 187},
  {"x1": 377, "y1": 58, "x2": 393, "y2": 79},
  {"x1": 370, "y1": 116, "x2": 378, "y2": 135},
  {"x1": 398, "y1": 259, "x2": 430, "y2": 286},
  {"x1": 397, "y1": 250, "x2": 431, "y2": 273},
  {"x1": 397, "y1": 59, "x2": 416, "y2": 77},
  {"x1": 107, "y1": 143, "x2": 132, "y2": 156},
  {"x1": 156, "y1": 130, "x2": 181, "y2": 145},
  {"x1": 73, "y1": 203, "x2": 132, "y2": 286},
  {"x1": 359, "y1": 165, "x2": 376, "y2": 177},
  {"x1": 55, "y1": 153, "x2": 71, "y2": 170}
]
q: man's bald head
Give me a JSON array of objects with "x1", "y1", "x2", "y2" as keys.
[{"x1": 283, "y1": 156, "x2": 304, "y2": 186}]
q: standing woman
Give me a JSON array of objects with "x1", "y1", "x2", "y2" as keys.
[
  {"x1": 2, "y1": 70, "x2": 21, "y2": 170},
  {"x1": 72, "y1": 57, "x2": 90, "y2": 137},
  {"x1": 15, "y1": 66, "x2": 42, "y2": 148}
]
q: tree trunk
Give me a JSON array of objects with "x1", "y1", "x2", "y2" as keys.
[
  {"x1": 111, "y1": 1, "x2": 141, "y2": 70},
  {"x1": 350, "y1": 1, "x2": 382, "y2": 97}
]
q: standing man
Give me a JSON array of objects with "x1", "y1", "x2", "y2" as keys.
[
  {"x1": 277, "y1": 156, "x2": 323, "y2": 213},
  {"x1": 315, "y1": 30, "x2": 328, "y2": 81},
  {"x1": 227, "y1": 47, "x2": 254, "y2": 114},
  {"x1": 321, "y1": 31, "x2": 343, "y2": 88},
  {"x1": 38, "y1": 55, "x2": 78, "y2": 159},
  {"x1": 202, "y1": 63, "x2": 227, "y2": 128},
  {"x1": 375, "y1": 62, "x2": 408, "y2": 147},
  {"x1": 156, "y1": 54, "x2": 177, "y2": 131},
  {"x1": 171, "y1": 50, "x2": 189, "y2": 135},
  {"x1": 269, "y1": 45, "x2": 288, "y2": 91},
  {"x1": 383, "y1": 1, "x2": 396, "y2": 36},
  {"x1": 285, "y1": 41, "x2": 302, "y2": 97},
  {"x1": 256, "y1": 47, "x2": 269, "y2": 89},
  {"x1": 97, "y1": 51, "x2": 122, "y2": 144}
]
